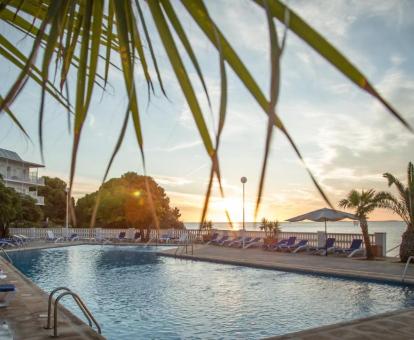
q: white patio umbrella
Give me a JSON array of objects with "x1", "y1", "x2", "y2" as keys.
[{"x1": 286, "y1": 208, "x2": 359, "y2": 256}]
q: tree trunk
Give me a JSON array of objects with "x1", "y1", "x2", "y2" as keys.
[
  {"x1": 360, "y1": 219, "x2": 374, "y2": 260},
  {"x1": 399, "y1": 228, "x2": 414, "y2": 262}
]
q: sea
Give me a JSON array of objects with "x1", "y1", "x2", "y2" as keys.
[{"x1": 184, "y1": 221, "x2": 406, "y2": 257}]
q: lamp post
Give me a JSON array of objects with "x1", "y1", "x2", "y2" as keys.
[
  {"x1": 65, "y1": 187, "x2": 69, "y2": 232},
  {"x1": 240, "y1": 176, "x2": 247, "y2": 248}
]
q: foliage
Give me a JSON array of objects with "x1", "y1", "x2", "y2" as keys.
[
  {"x1": 338, "y1": 189, "x2": 388, "y2": 259},
  {"x1": 75, "y1": 172, "x2": 184, "y2": 230},
  {"x1": 38, "y1": 176, "x2": 67, "y2": 225},
  {"x1": 380, "y1": 162, "x2": 414, "y2": 262},
  {"x1": 381, "y1": 162, "x2": 414, "y2": 231},
  {"x1": 338, "y1": 189, "x2": 388, "y2": 220},
  {"x1": 18, "y1": 194, "x2": 43, "y2": 225},
  {"x1": 0, "y1": 0, "x2": 410, "y2": 227},
  {"x1": 0, "y1": 179, "x2": 42, "y2": 236},
  {"x1": 199, "y1": 220, "x2": 213, "y2": 231},
  {"x1": 259, "y1": 218, "x2": 280, "y2": 237}
]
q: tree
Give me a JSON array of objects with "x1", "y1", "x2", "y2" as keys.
[
  {"x1": 338, "y1": 189, "x2": 387, "y2": 260},
  {"x1": 18, "y1": 195, "x2": 43, "y2": 226},
  {"x1": 0, "y1": 1, "x2": 409, "y2": 227},
  {"x1": 259, "y1": 218, "x2": 280, "y2": 238},
  {"x1": 0, "y1": 179, "x2": 42, "y2": 235},
  {"x1": 0, "y1": 180, "x2": 21, "y2": 237},
  {"x1": 381, "y1": 162, "x2": 414, "y2": 262},
  {"x1": 199, "y1": 220, "x2": 213, "y2": 232},
  {"x1": 76, "y1": 172, "x2": 184, "y2": 239},
  {"x1": 38, "y1": 177, "x2": 67, "y2": 225}
]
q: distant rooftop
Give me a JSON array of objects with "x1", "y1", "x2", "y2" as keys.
[{"x1": 0, "y1": 148, "x2": 44, "y2": 168}]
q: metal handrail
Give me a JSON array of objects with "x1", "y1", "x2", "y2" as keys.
[
  {"x1": 45, "y1": 287, "x2": 101, "y2": 337},
  {"x1": 386, "y1": 243, "x2": 401, "y2": 254},
  {"x1": 402, "y1": 256, "x2": 414, "y2": 283},
  {"x1": 0, "y1": 248, "x2": 12, "y2": 263},
  {"x1": 174, "y1": 237, "x2": 193, "y2": 256}
]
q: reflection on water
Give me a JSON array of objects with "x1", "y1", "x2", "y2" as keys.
[{"x1": 9, "y1": 245, "x2": 414, "y2": 340}]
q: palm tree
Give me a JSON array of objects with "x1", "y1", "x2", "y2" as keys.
[
  {"x1": 0, "y1": 1, "x2": 410, "y2": 226},
  {"x1": 259, "y1": 218, "x2": 280, "y2": 238},
  {"x1": 338, "y1": 189, "x2": 387, "y2": 260},
  {"x1": 381, "y1": 162, "x2": 414, "y2": 262}
]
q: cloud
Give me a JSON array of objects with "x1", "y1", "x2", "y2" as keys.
[{"x1": 152, "y1": 175, "x2": 193, "y2": 187}]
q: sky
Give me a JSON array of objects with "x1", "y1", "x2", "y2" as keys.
[{"x1": 1, "y1": 0, "x2": 413, "y2": 222}]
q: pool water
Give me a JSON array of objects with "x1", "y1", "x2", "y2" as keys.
[{"x1": 8, "y1": 245, "x2": 414, "y2": 339}]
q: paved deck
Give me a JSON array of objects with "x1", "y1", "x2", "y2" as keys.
[
  {"x1": 160, "y1": 244, "x2": 414, "y2": 284},
  {"x1": 0, "y1": 255, "x2": 103, "y2": 339},
  {"x1": 268, "y1": 308, "x2": 414, "y2": 339}
]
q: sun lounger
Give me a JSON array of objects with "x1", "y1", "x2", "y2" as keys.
[
  {"x1": 283, "y1": 239, "x2": 309, "y2": 253},
  {"x1": 159, "y1": 233, "x2": 173, "y2": 243},
  {"x1": 263, "y1": 239, "x2": 287, "y2": 250},
  {"x1": 335, "y1": 239, "x2": 364, "y2": 258},
  {"x1": 46, "y1": 231, "x2": 63, "y2": 243},
  {"x1": 211, "y1": 235, "x2": 230, "y2": 245},
  {"x1": 272, "y1": 237, "x2": 296, "y2": 251},
  {"x1": 0, "y1": 284, "x2": 16, "y2": 308},
  {"x1": 231, "y1": 237, "x2": 252, "y2": 248},
  {"x1": 206, "y1": 233, "x2": 219, "y2": 244},
  {"x1": 244, "y1": 237, "x2": 262, "y2": 249},
  {"x1": 309, "y1": 238, "x2": 336, "y2": 255},
  {"x1": 222, "y1": 236, "x2": 243, "y2": 246},
  {"x1": 133, "y1": 231, "x2": 142, "y2": 242},
  {"x1": 117, "y1": 232, "x2": 127, "y2": 241},
  {"x1": 68, "y1": 233, "x2": 79, "y2": 242},
  {"x1": 173, "y1": 233, "x2": 188, "y2": 244}
]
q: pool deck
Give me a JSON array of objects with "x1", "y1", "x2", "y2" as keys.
[
  {"x1": 160, "y1": 244, "x2": 414, "y2": 285},
  {"x1": 0, "y1": 250, "x2": 103, "y2": 339}
]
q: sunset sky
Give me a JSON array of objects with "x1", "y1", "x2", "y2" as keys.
[{"x1": 1, "y1": 0, "x2": 413, "y2": 222}]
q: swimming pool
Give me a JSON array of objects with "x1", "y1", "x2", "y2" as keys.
[{"x1": 8, "y1": 245, "x2": 414, "y2": 339}]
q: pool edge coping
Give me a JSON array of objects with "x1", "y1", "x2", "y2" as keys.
[{"x1": 157, "y1": 251, "x2": 414, "y2": 286}]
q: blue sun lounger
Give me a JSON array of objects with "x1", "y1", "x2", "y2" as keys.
[
  {"x1": 244, "y1": 237, "x2": 262, "y2": 249},
  {"x1": 263, "y1": 239, "x2": 287, "y2": 250},
  {"x1": 213, "y1": 235, "x2": 230, "y2": 245},
  {"x1": 284, "y1": 239, "x2": 309, "y2": 253},
  {"x1": 273, "y1": 237, "x2": 296, "y2": 251},
  {"x1": 310, "y1": 238, "x2": 336, "y2": 255},
  {"x1": 231, "y1": 237, "x2": 252, "y2": 248},
  {"x1": 206, "y1": 233, "x2": 219, "y2": 244},
  {"x1": 0, "y1": 284, "x2": 16, "y2": 307},
  {"x1": 335, "y1": 239, "x2": 363, "y2": 257}
]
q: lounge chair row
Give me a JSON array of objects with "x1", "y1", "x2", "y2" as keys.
[
  {"x1": 207, "y1": 234, "x2": 262, "y2": 249},
  {"x1": 264, "y1": 236, "x2": 364, "y2": 257},
  {"x1": 206, "y1": 233, "x2": 364, "y2": 257}
]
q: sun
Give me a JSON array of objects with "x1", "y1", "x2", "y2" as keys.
[{"x1": 210, "y1": 197, "x2": 254, "y2": 223}]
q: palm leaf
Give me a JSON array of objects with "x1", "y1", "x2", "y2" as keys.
[
  {"x1": 148, "y1": 0, "x2": 214, "y2": 156},
  {"x1": 253, "y1": 0, "x2": 412, "y2": 132}
]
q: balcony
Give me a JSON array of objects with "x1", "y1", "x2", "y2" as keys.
[
  {"x1": 27, "y1": 191, "x2": 45, "y2": 205},
  {"x1": 3, "y1": 175, "x2": 45, "y2": 186}
]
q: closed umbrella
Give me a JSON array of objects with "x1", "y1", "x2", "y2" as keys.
[{"x1": 286, "y1": 208, "x2": 359, "y2": 256}]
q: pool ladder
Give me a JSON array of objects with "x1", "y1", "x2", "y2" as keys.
[
  {"x1": 45, "y1": 287, "x2": 101, "y2": 337},
  {"x1": 402, "y1": 256, "x2": 414, "y2": 283},
  {"x1": 175, "y1": 238, "x2": 194, "y2": 256},
  {"x1": 0, "y1": 248, "x2": 12, "y2": 264}
]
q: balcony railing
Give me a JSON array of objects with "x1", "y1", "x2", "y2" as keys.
[
  {"x1": 3, "y1": 175, "x2": 45, "y2": 185},
  {"x1": 27, "y1": 191, "x2": 45, "y2": 205}
]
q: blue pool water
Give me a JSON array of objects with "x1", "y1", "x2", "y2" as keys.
[{"x1": 8, "y1": 245, "x2": 414, "y2": 339}]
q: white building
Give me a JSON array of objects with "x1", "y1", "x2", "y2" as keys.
[{"x1": 0, "y1": 148, "x2": 45, "y2": 205}]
